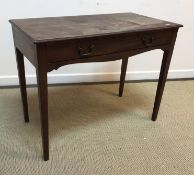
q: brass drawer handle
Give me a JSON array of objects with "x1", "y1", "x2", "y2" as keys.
[
  {"x1": 78, "y1": 45, "x2": 94, "y2": 57},
  {"x1": 141, "y1": 37, "x2": 154, "y2": 47}
]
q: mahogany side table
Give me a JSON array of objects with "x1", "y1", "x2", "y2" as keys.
[{"x1": 9, "y1": 13, "x2": 183, "y2": 161}]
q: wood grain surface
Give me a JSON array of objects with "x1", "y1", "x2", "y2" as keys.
[{"x1": 9, "y1": 13, "x2": 182, "y2": 43}]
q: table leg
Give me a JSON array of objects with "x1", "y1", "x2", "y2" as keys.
[
  {"x1": 152, "y1": 49, "x2": 174, "y2": 121},
  {"x1": 15, "y1": 48, "x2": 29, "y2": 122},
  {"x1": 36, "y1": 69, "x2": 49, "y2": 161},
  {"x1": 152, "y1": 30, "x2": 178, "y2": 121},
  {"x1": 119, "y1": 58, "x2": 128, "y2": 97}
]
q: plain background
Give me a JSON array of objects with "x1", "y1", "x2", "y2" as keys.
[{"x1": 0, "y1": 0, "x2": 193, "y2": 85}]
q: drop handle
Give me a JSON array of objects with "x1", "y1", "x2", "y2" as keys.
[
  {"x1": 141, "y1": 37, "x2": 154, "y2": 47},
  {"x1": 78, "y1": 45, "x2": 94, "y2": 57}
]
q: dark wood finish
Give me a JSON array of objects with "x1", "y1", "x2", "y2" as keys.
[
  {"x1": 47, "y1": 44, "x2": 169, "y2": 72},
  {"x1": 9, "y1": 13, "x2": 182, "y2": 43},
  {"x1": 45, "y1": 30, "x2": 173, "y2": 62},
  {"x1": 36, "y1": 69, "x2": 49, "y2": 161},
  {"x1": 152, "y1": 30, "x2": 178, "y2": 121},
  {"x1": 36, "y1": 45, "x2": 49, "y2": 161},
  {"x1": 9, "y1": 13, "x2": 182, "y2": 161},
  {"x1": 119, "y1": 58, "x2": 128, "y2": 97},
  {"x1": 15, "y1": 48, "x2": 29, "y2": 122},
  {"x1": 12, "y1": 26, "x2": 37, "y2": 67}
]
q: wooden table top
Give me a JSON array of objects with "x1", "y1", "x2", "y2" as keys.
[{"x1": 10, "y1": 12, "x2": 182, "y2": 43}]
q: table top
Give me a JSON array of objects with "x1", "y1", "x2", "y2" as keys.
[{"x1": 10, "y1": 12, "x2": 182, "y2": 43}]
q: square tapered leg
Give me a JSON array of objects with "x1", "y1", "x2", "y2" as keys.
[
  {"x1": 15, "y1": 48, "x2": 29, "y2": 123},
  {"x1": 36, "y1": 69, "x2": 49, "y2": 161}
]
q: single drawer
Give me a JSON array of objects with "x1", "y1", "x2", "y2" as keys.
[{"x1": 46, "y1": 29, "x2": 173, "y2": 62}]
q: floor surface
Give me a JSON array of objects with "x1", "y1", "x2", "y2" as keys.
[{"x1": 0, "y1": 81, "x2": 194, "y2": 175}]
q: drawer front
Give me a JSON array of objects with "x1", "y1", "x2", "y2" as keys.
[{"x1": 46, "y1": 30, "x2": 173, "y2": 62}]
